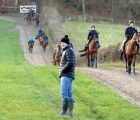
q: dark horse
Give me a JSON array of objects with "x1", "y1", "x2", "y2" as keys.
[
  {"x1": 28, "y1": 41, "x2": 34, "y2": 53},
  {"x1": 52, "y1": 44, "x2": 62, "y2": 66},
  {"x1": 42, "y1": 40, "x2": 48, "y2": 52},
  {"x1": 33, "y1": 18, "x2": 39, "y2": 27},
  {"x1": 123, "y1": 30, "x2": 140, "y2": 75},
  {"x1": 27, "y1": 15, "x2": 32, "y2": 25},
  {"x1": 36, "y1": 20, "x2": 39, "y2": 27},
  {"x1": 35, "y1": 34, "x2": 43, "y2": 45},
  {"x1": 79, "y1": 35, "x2": 98, "y2": 68}
]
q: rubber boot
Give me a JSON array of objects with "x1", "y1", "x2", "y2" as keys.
[
  {"x1": 60, "y1": 98, "x2": 68, "y2": 115},
  {"x1": 67, "y1": 99, "x2": 74, "y2": 116}
]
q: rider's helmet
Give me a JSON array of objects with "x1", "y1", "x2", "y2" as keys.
[
  {"x1": 91, "y1": 25, "x2": 95, "y2": 28},
  {"x1": 129, "y1": 20, "x2": 134, "y2": 24}
]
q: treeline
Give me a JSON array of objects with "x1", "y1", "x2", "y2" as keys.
[
  {"x1": 2, "y1": 0, "x2": 140, "y2": 20},
  {"x1": 55, "y1": 0, "x2": 140, "y2": 20}
]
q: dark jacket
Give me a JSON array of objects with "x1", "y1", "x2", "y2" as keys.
[
  {"x1": 125, "y1": 26, "x2": 136, "y2": 39},
  {"x1": 87, "y1": 30, "x2": 98, "y2": 41},
  {"x1": 59, "y1": 45, "x2": 76, "y2": 80}
]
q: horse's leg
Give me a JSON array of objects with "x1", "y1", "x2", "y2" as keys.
[
  {"x1": 128, "y1": 58, "x2": 132, "y2": 74},
  {"x1": 87, "y1": 54, "x2": 90, "y2": 67},
  {"x1": 36, "y1": 21, "x2": 37, "y2": 27},
  {"x1": 91, "y1": 54, "x2": 94, "y2": 68},
  {"x1": 95, "y1": 56, "x2": 98, "y2": 68},
  {"x1": 132, "y1": 55, "x2": 136, "y2": 75},
  {"x1": 124, "y1": 54, "x2": 128, "y2": 72}
]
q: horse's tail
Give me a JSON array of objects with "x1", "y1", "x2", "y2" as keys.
[
  {"x1": 79, "y1": 49, "x2": 86, "y2": 52},
  {"x1": 80, "y1": 53, "x2": 86, "y2": 57}
]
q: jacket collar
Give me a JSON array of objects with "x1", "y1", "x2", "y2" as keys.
[{"x1": 63, "y1": 45, "x2": 70, "y2": 51}]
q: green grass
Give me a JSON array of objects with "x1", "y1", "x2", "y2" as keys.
[{"x1": 1, "y1": 18, "x2": 140, "y2": 120}]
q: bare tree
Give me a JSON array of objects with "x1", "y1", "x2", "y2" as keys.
[
  {"x1": 82, "y1": 0, "x2": 85, "y2": 16},
  {"x1": 15, "y1": 0, "x2": 18, "y2": 6},
  {"x1": 2, "y1": 0, "x2": 5, "y2": 5}
]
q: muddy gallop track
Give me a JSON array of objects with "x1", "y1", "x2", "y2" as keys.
[
  {"x1": 0, "y1": 16, "x2": 53, "y2": 66},
  {"x1": 1, "y1": 16, "x2": 140, "y2": 108}
]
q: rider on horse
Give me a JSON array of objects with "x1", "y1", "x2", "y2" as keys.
[
  {"x1": 28, "y1": 35, "x2": 35, "y2": 45},
  {"x1": 87, "y1": 25, "x2": 100, "y2": 48},
  {"x1": 38, "y1": 28, "x2": 45, "y2": 36},
  {"x1": 27, "y1": 9, "x2": 31, "y2": 18},
  {"x1": 120, "y1": 20, "x2": 140, "y2": 59},
  {"x1": 35, "y1": 13, "x2": 40, "y2": 21},
  {"x1": 80, "y1": 25, "x2": 100, "y2": 51},
  {"x1": 31, "y1": 8, "x2": 34, "y2": 18},
  {"x1": 43, "y1": 34, "x2": 48, "y2": 42}
]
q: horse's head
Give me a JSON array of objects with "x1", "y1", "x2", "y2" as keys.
[
  {"x1": 133, "y1": 30, "x2": 140, "y2": 43},
  {"x1": 92, "y1": 35, "x2": 98, "y2": 42}
]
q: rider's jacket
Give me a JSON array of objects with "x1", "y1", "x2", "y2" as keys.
[
  {"x1": 38, "y1": 29, "x2": 43, "y2": 34},
  {"x1": 87, "y1": 30, "x2": 98, "y2": 41},
  {"x1": 59, "y1": 45, "x2": 76, "y2": 80},
  {"x1": 29, "y1": 36, "x2": 34, "y2": 41},
  {"x1": 43, "y1": 35, "x2": 48, "y2": 41},
  {"x1": 27, "y1": 11, "x2": 31, "y2": 16},
  {"x1": 36, "y1": 14, "x2": 40, "y2": 21},
  {"x1": 125, "y1": 26, "x2": 136, "y2": 39}
]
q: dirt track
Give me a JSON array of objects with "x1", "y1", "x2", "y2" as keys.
[
  {"x1": 0, "y1": 16, "x2": 53, "y2": 66},
  {"x1": 1, "y1": 16, "x2": 140, "y2": 108}
]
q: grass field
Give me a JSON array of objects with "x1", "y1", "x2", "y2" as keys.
[{"x1": 1, "y1": 18, "x2": 140, "y2": 120}]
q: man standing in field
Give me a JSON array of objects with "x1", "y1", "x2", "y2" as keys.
[{"x1": 59, "y1": 36, "x2": 76, "y2": 116}]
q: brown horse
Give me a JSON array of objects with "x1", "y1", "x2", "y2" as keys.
[
  {"x1": 80, "y1": 35, "x2": 98, "y2": 68},
  {"x1": 35, "y1": 34, "x2": 43, "y2": 45},
  {"x1": 27, "y1": 15, "x2": 32, "y2": 25},
  {"x1": 52, "y1": 44, "x2": 62, "y2": 66},
  {"x1": 123, "y1": 30, "x2": 140, "y2": 75},
  {"x1": 28, "y1": 41, "x2": 34, "y2": 53},
  {"x1": 42, "y1": 40, "x2": 48, "y2": 52}
]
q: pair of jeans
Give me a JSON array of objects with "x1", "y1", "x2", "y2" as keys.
[{"x1": 61, "y1": 76, "x2": 73, "y2": 99}]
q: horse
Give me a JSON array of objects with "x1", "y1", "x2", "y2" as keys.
[
  {"x1": 35, "y1": 34, "x2": 43, "y2": 45},
  {"x1": 123, "y1": 30, "x2": 140, "y2": 75},
  {"x1": 52, "y1": 44, "x2": 62, "y2": 66},
  {"x1": 36, "y1": 20, "x2": 39, "y2": 27},
  {"x1": 79, "y1": 35, "x2": 98, "y2": 68},
  {"x1": 42, "y1": 40, "x2": 48, "y2": 52},
  {"x1": 33, "y1": 18, "x2": 39, "y2": 27},
  {"x1": 27, "y1": 15, "x2": 32, "y2": 25},
  {"x1": 28, "y1": 41, "x2": 34, "y2": 53}
]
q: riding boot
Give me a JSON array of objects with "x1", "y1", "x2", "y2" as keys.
[
  {"x1": 67, "y1": 99, "x2": 74, "y2": 116},
  {"x1": 120, "y1": 42, "x2": 125, "y2": 52},
  {"x1": 60, "y1": 98, "x2": 68, "y2": 115}
]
